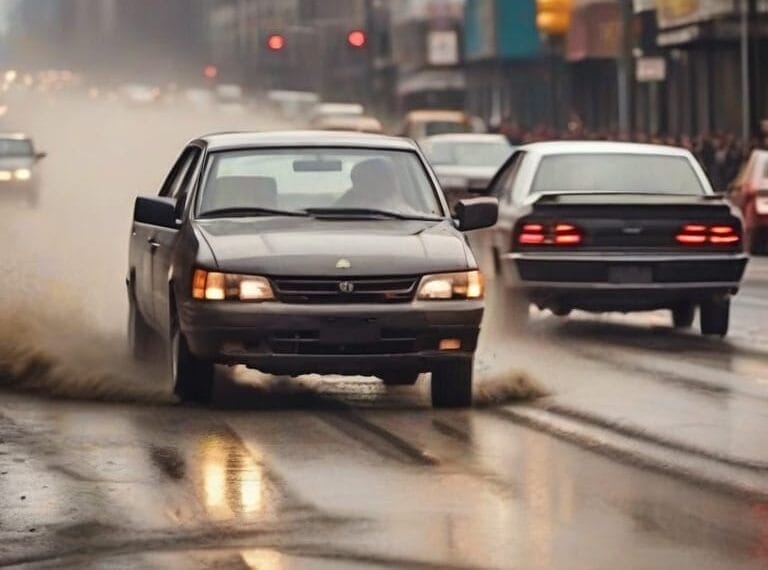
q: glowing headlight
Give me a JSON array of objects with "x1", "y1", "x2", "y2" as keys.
[
  {"x1": 0, "y1": 171, "x2": 12, "y2": 181},
  {"x1": 192, "y1": 269, "x2": 275, "y2": 302},
  {"x1": 417, "y1": 270, "x2": 484, "y2": 300},
  {"x1": 14, "y1": 169, "x2": 31, "y2": 181}
]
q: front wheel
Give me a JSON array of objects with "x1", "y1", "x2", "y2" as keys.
[
  {"x1": 171, "y1": 325, "x2": 215, "y2": 404},
  {"x1": 700, "y1": 297, "x2": 730, "y2": 337},
  {"x1": 431, "y1": 359, "x2": 473, "y2": 408},
  {"x1": 671, "y1": 302, "x2": 696, "y2": 329}
]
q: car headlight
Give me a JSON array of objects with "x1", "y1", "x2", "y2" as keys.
[
  {"x1": 0, "y1": 171, "x2": 12, "y2": 181},
  {"x1": 192, "y1": 269, "x2": 275, "y2": 302},
  {"x1": 14, "y1": 168, "x2": 31, "y2": 181},
  {"x1": 417, "y1": 270, "x2": 484, "y2": 300}
]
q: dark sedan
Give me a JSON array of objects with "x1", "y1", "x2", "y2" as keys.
[
  {"x1": 482, "y1": 141, "x2": 748, "y2": 337},
  {"x1": 127, "y1": 131, "x2": 498, "y2": 407}
]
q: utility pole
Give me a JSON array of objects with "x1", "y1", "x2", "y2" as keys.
[
  {"x1": 617, "y1": 0, "x2": 634, "y2": 135},
  {"x1": 741, "y1": 0, "x2": 750, "y2": 144}
]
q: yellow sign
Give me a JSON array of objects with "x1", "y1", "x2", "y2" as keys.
[{"x1": 658, "y1": 0, "x2": 699, "y2": 20}]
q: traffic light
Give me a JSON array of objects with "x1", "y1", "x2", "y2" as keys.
[
  {"x1": 536, "y1": 0, "x2": 572, "y2": 36},
  {"x1": 347, "y1": 30, "x2": 367, "y2": 49},
  {"x1": 266, "y1": 34, "x2": 286, "y2": 51}
]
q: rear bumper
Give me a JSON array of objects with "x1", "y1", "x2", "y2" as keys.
[
  {"x1": 502, "y1": 252, "x2": 748, "y2": 311},
  {"x1": 178, "y1": 300, "x2": 482, "y2": 376}
]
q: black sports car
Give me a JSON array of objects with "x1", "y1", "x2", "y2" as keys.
[
  {"x1": 482, "y1": 141, "x2": 748, "y2": 337},
  {"x1": 127, "y1": 131, "x2": 498, "y2": 407}
]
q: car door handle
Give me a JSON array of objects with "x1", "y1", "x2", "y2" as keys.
[{"x1": 147, "y1": 238, "x2": 160, "y2": 250}]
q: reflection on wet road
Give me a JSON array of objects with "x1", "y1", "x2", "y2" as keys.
[{"x1": 0, "y1": 94, "x2": 767, "y2": 569}]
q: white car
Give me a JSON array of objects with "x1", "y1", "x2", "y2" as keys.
[{"x1": 422, "y1": 133, "x2": 513, "y2": 204}]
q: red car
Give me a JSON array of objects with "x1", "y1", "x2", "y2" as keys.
[{"x1": 729, "y1": 149, "x2": 768, "y2": 254}]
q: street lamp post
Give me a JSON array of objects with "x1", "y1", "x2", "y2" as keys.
[{"x1": 740, "y1": 0, "x2": 750, "y2": 145}]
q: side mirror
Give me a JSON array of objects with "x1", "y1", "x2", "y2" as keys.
[
  {"x1": 455, "y1": 197, "x2": 498, "y2": 232},
  {"x1": 134, "y1": 196, "x2": 179, "y2": 229},
  {"x1": 35, "y1": 151, "x2": 47, "y2": 161}
]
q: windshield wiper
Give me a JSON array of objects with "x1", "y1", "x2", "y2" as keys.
[
  {"x1": 303, "y1": 207, "x2": 443, "y2": 222},
  {"x1": 198, "y1": 207, "x2": 309, "y2": 219}
]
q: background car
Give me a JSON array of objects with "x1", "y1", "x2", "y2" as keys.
[
  {"x1": 728, "y1": 148, "x2": 768, "y2": 254},
  {"x1": 422, "y1": 133, "x2": 513, "y2": 208},
  {"x1": 0, "y1": 133, "x2": 46, "y2": 205},
  {"x1": 398, "y1": 110, "x2": 475, "y2": 144},
  {"x1": 313, "y1": 114, "x2": 384, "y2": 134},
  {"x1": 482, "y1": 141, "x2": 747, "y2": 337}
]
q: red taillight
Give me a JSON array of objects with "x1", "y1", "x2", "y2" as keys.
[
  {"x1": 517, "y1": 221, "x2": 583, "y2": 246},
  {"x1": 676, "y1": 224, "x2": 740, "y2": 246}
]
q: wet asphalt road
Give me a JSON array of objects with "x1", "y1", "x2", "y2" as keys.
[{"x1": 1, "y1": 93, "x2": 768, "y2": 569}]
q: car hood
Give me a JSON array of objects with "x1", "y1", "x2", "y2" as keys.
[
  {"x1": 0, "y1": 157, "x2": 34, "y2": 170},
  {"x1": 195, "y1": 217, "x2": 471, "y2": 276}
]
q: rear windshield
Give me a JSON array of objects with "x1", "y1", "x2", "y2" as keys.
[
  {"x1": 0, "y1": 138, "x2": 33, "y2": 157},
  {"x1": 198, "y1": 147, "x2": 441, "y2": 216},
  {"x1": 532, "y1": 153, "x2": 706, "y2": 196}
]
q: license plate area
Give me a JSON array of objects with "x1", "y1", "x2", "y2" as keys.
[
  {"x1": 608, "y1": 265, "x2": 653, "y2": 284},
  {"x1": 320, "y1": 318, "x2": 379, "y2": 343}
]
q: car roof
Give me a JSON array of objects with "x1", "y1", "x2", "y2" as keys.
[
  {"x1": 424, "y1": 133, "x2": 510, "y2": 144},
  {"x1": 0, "y1": 132, "x2": 30, "y2": 141},
  {"x1": 520, "y1": 140, "x2": 693, "y2": 157},
  {"x1": 197, "y1": 130, "x2": 417, "y2": 151},
  {"x1": 405, "y1": 110, "x2": 469, "y2": 122}
]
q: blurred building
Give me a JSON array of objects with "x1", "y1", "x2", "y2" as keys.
[
  {"x1": 389, "y1": 0, "x2": 466, "y2": 111},
  {"x1": 207, "y1": 0, "x2": 379, "y2": 103},
  {"x1": 9, "y1": 0, "x2": 208, "y2": 82},
  {"x1": 463, "y1": 0, "x2": 547, "y2": 129}
]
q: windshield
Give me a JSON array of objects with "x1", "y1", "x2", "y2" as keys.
[
  {"x1": 428, "y1": 141, "x2": 512, "y2": 168},
  {"x1": 532, "y1": 153, "x2": 706, "y2": 195},
  {"x1": 198, "y1": 148, "x2": 442, "y2": 217},
  {"x1": 0, "y1": 139, "x2": 33, "y2": 157}
]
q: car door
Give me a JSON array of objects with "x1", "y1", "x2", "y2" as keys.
[
  {"x1": 151, "y1": 145, "x2": 203, "y2": 334},
  {"x1": 489, "y1": 151, "x2": 526, "y2": 256},
  {"x1": 130, "y1": 150, "x2": 194, "y2": 326}
]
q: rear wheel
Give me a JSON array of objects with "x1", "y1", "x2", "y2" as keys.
[
  {"x1": 128, "y1": 299, "x2": 155, "y2": 361},
  {"x1": 700, "y1": 297, "x2": 730, "y2": 337},
  {"x1": 171, "y1": 323, "x2": 215, "y2": 404},
  {"x1": 671, "y1": 302, "x2": 696, "y2": 329},
  {"x1": 379, "y1": 371, "x2": 421, "y2": 386},
  {"x1": 431, "y1": 359, "x2": 473, "y2": 408}
]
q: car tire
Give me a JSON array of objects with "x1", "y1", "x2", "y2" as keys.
[
  {"x1": 128, "y1": 299, "x2": 155, "y2": 361},
  {"x1": 431, "y1": 359, "x2": 473, "y2": 408},
  {"x1": 700, "y1": 297, "x2": 730, "y2": 337},
  {"x1": 671, "y1": 302, "x2": 696, "y2": 329},
  {"x1": 380, "y1": 371, "x2": 421, "y2": 386},
  {"x1": 171, "y1": 324, "x2": 215, "y2": 405}
]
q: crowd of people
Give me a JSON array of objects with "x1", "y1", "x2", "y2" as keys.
[{"x1": 494, "y1": 122, "x2": 763, "y2": 191}]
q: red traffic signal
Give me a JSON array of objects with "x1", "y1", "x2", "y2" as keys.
[
  {"x1": 347, "y1": 30, "x2": 367, "y2": 48},
  {"x1": 266, "y1": 34, "x2": 286, "y2": 51},
  {"x1": 203, "y1": 65, "x2": 218, "y2": 79}
]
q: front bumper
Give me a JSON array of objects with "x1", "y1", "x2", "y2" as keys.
[
  {"x1": 179, "y1": 300, "x2": 483, "y2": 376},
  {"x1": 502, "y1": 252, "x2": 749, "y2": 311}
]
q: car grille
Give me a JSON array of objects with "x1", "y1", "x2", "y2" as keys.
[{"x1": 271, "y1": 276, "x2": 419, "y2": 304}]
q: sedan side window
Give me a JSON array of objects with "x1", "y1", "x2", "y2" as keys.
[
  {"x1": 499, "y1": 152, "x2": 525, "y2": 203},
  {"x1": 159, "y1": 147, "x2": 199, "y2": 198}
]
